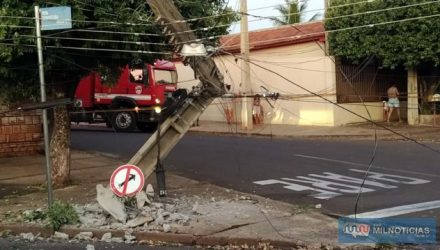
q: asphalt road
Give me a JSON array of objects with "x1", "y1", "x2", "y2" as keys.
[{"x1": 71, "y1": 127, "x2": 440, "y2": 219}]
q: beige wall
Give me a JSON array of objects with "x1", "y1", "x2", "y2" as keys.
[
  {"x1": 333, "y1": 101, "x2": 408, "y2": 125},
  {"x1": 175, "y1": 42, "x2": 386, "y2": 126}
]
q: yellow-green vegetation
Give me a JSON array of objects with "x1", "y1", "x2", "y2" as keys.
[{"x1": 46, "y1": 200, "x2": 79, "y2": 231}]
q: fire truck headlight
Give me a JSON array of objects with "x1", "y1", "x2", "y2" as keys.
[
  {"x1": 154, "y1": 106, "x2": 162, "y2": 114},
  {"x1": 134, "y1": 106, "x2": 140, "y2": 112},
  {"x1": 155, "y1": 98, "x2": 161, "y2": 104}
]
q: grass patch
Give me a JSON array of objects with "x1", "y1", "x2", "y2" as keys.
[{"x1": 47, "y1": 200, "x2": 79, "y2": 231}]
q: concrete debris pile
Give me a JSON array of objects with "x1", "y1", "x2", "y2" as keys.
[{"x1": 74, "y1": 184, "x2": 191, "y2": 233}]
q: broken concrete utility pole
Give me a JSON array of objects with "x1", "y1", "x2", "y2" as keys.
[{"x1": 128, "y1": 0, "x2": 225, "y2": 180}]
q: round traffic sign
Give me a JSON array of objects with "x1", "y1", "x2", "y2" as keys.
[{"x1": 110, "y1": 164, "x2": 145, "y2": 197}]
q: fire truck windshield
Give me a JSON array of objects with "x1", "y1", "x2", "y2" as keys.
[{"x1": 154, "y1": 69, "x2": 177, "y2": 85}]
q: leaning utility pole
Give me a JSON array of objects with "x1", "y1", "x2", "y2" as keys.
[
  {"x1": 240, "y1": 0, "x2": 253, "y2": 130},
  {"x1": 128, "y1": 0, "x2": 225, "y2": 182}
]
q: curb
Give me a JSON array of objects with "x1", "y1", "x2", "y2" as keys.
[
  {"x1": 0, "y1": 224, "x2": 303, "y2": 248},
  {"x1": 189, "y1": 129, "x2": 380, "y2": 140},
  {"x1": 189, "y1": 129, "x2": 440, "y2": 143}
]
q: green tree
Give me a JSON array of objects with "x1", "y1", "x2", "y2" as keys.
[
  {"x1": 325, "y1": 0, "x2": 440, "y2": 125},
  {"x1": 273, "y1": 0, "x2": 321, "y2": 26},
  {"x1": 325, "y1": 0, "x2": 440, "y2": 68},
  {"x1": 0, "y1": 0, "x2": 234, "y2": 187}
]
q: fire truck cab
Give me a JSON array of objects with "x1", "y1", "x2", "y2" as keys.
[{"x1": 71, "y1": 59, "x2": 178, "y2": 132}]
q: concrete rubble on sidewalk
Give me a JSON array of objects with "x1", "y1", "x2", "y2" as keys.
[
  {"x1": 76, "y1": 184, "x2": 193, "y2": 234},
  {"x1": 64, "y1": 183, "x2": 340, "y2": 248},
  {"x1": 0, "y1": 150, "x2": 352, "y2": 249},
  {"x1": 52, "y1": 231, "x2": 69, "y2": 241},
  {"x1": 96, "y1": 184, "x2": 127, "y2": 223}
]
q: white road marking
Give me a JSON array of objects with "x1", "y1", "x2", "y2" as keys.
[
  {"x1": 348, "y1": 200, "x2": 440, "y2": 218},
  {"x1": 294, "y1": 154, "x2": 440, "y2": 178},
  {"x1": 253, "y1": 179, "x2": 341, "y2": 199},
  {"x1": 349, "y1": 169, "x2": 430, "y2": 185},
  {"x1": 308, "y1": 172, "x2": 397, "y2": 189},
  {"x1": 282, "y1": 176, "x2": 375, "y2": 194}
]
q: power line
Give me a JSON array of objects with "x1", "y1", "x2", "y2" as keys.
[
  {"x1": 20, "y1": 35, "x2": 170, "y2": 46},
  {"x1": 0, "y1": 24, "x2": 34, "y2": 29},
  {"x1": 237, "y1": 0, "x2": 440, "y2": 32},
  {"x1": 61, "y1": 29, "x2": 161, "y2": 37},
  {"x1": 44, "y1": 45, "x2": 172, "y2": 55},
  {"x1": 0, "y1": 42, "x2": 172, "y2": 55},
  {"x1": 0, "y1": 15, "x2": 34, "y2": 20},
  {"x1": 230, "y1": 0, "x2": 435, "y2": 24},
  {"x1": 220, "y1": 12, "x2": 440, "y2": 51},
  {"x1": 0, "y1": 14, "x2": 154, "y2": 27},
  {"x1": 328, "y1": 12, "x2": 440, "y2": 32},
  {"x1": 327, "y1": 0, "x2": 440, "y2": 21},
  {"x1": 2, "y1": 0, "x2": 430, "y2": 39},
  {"x1": 230, "y1": 0, "x2": 375, "y2": 13}
]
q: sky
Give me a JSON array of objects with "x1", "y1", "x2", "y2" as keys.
[{"x1": 227, "y1": 0, "x2": 324, "y2": 33}]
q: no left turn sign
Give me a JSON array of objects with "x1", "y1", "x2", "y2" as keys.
[{"x1": 110, "y1": 164, "x2": 145, "y2": 197}]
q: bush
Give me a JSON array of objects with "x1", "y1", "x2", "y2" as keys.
[{"x1": 47, "y1": 201, "x2": 79, "y2": 231}]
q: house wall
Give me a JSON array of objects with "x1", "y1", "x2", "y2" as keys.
[
  {"x1": 176, "y1": 42, "x2": 341, "y2": 126},
  {"x1": 0, "y1": 109, "x2": 43, "y2": 157},
  {"x1": 333, "y1": 101, "x2": 408, "y2": 125}
]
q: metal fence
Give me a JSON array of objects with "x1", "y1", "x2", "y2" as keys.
[{"x1": 335, "y1": 59, "x2": 407, "y2": 103}]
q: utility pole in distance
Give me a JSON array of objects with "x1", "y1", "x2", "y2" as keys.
[
  {"x1": 324, "y1": 0, "x2": 329, "y2": 54},
  {"x1": 240, "y1": 0, "x2": 253, "y2": 130}
]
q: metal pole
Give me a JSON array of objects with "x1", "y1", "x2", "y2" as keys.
[
  {"x1": 155, "y1": 115, "x2": 166, "y2": 197},
  {"x1": 240, "y1": 0, "x2": 253, "y2": 130},
  {"x1": 34, "y1": 5, "x2": 53, "y2": 206}
]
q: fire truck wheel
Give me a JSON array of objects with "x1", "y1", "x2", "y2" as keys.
[
  {"x1": 112, "y1": 111, "x2": 137, "y2": 132},
  {"x1": 137, "y1": 122, "x2": 158, "y2": 132}
]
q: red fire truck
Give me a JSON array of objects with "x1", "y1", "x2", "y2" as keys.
[{"x1": 71, "y1": 59, "x2": 178, "y2": 132}]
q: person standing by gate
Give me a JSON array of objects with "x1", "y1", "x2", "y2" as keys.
[
  {"x1": 223, "y1": 84, "x2": 234, "y2": 124},
  {"x1": 387, "y1": 84, "x2": 402, "y2": 123}
]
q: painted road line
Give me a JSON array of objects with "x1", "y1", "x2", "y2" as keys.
[
  {"x1": 294, "y1": 154, "x2": 440, "y2": 178},
  {"x1": 348, "y1": 200, "x2": 440, "y2": 218},
  {"x1": 254, "y1": 170, "x2": 429, "y2": 200}
]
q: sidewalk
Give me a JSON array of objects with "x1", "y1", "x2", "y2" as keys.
[
  {"x1": 71, "y1": 120, "x2": 440, "y2": 142},
  {"x1": 0, "y1": 150, "x2": 347, "y2": 249},
  {"x1": 189, "y1": 121, "x2": 440, "y2": 142}
]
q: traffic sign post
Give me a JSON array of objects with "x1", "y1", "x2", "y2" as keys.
[
  {"x1": 34, "y1": 5, "x2": 72, "y2": 208},
  {"x1": 110, "y1": 165, "x2": 145, "y2": 197}
]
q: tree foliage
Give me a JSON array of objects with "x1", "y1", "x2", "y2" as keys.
[
  {"x1": 0, "y1": 0, "x2": 235, "y2": 104},
  {"x1": 325, "y1": 0, "x2": 440, "y2": 69},
  {"x1": 273, "y1": 0, "x2": 320, "y2": 26}
]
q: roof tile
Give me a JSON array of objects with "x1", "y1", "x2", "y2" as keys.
[{"x1": 219, "y1": 21, "x2": 324, "y2": 53}]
